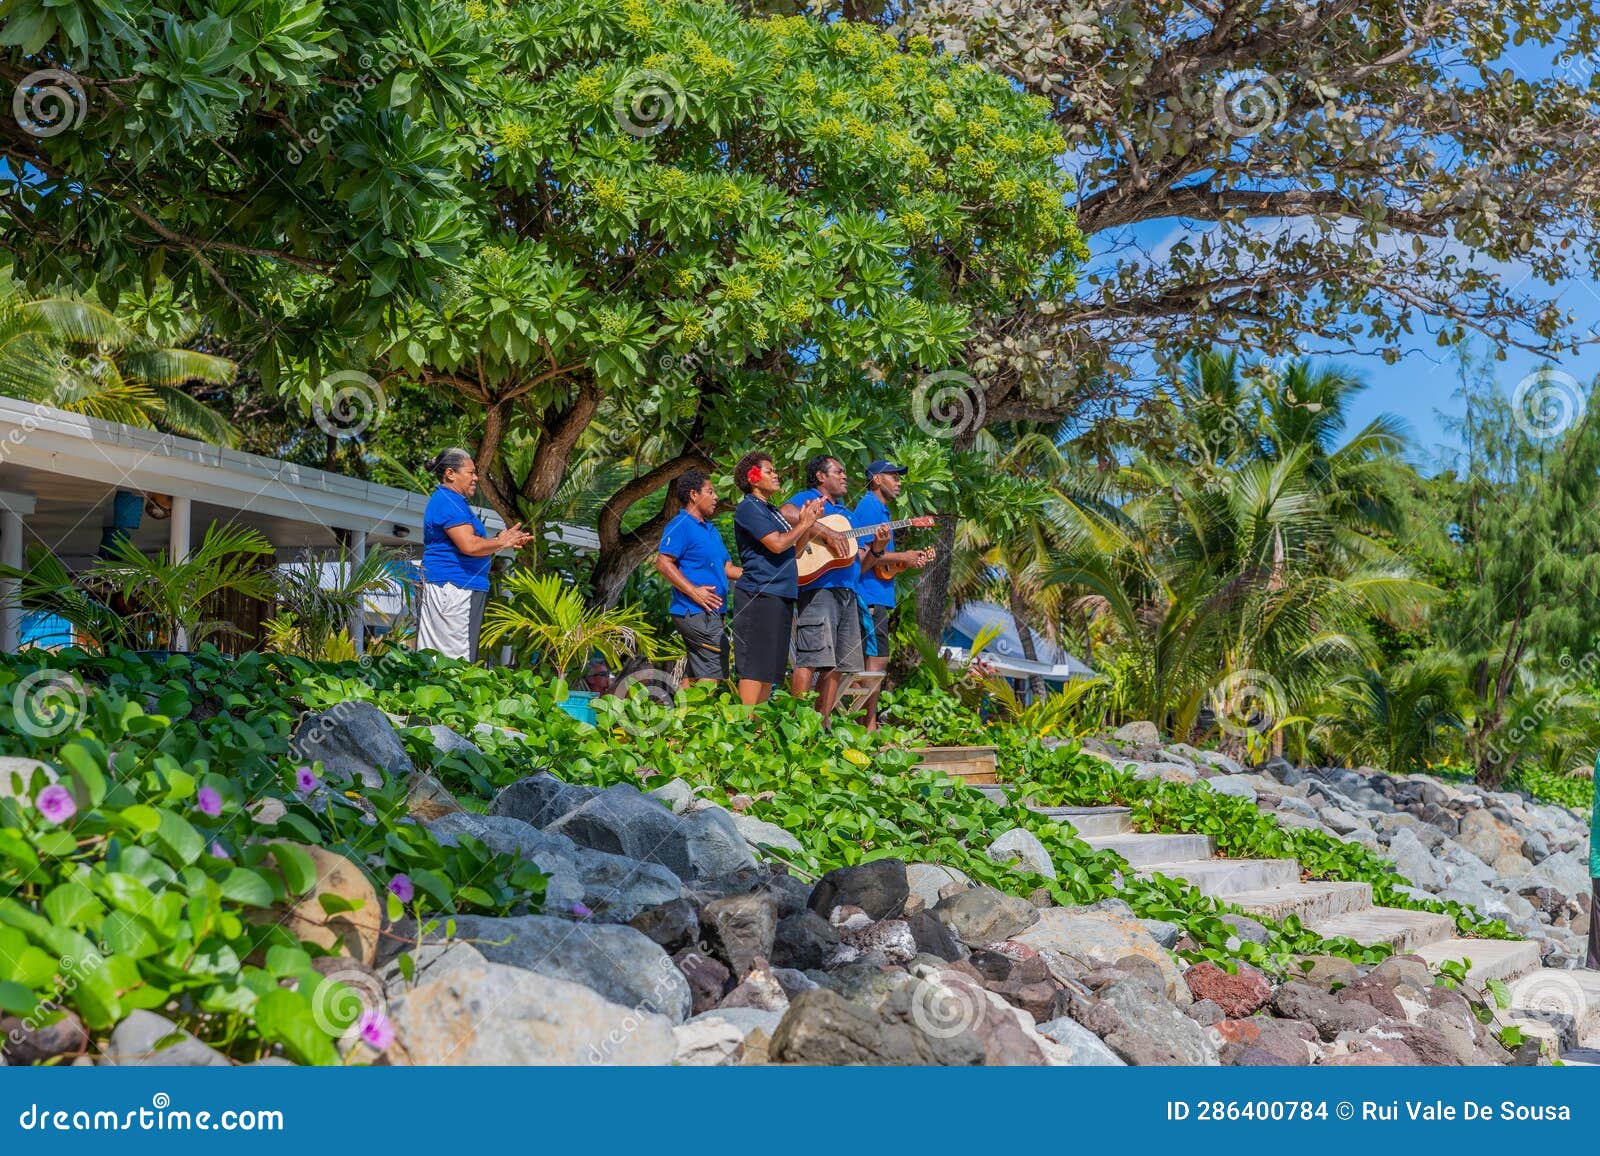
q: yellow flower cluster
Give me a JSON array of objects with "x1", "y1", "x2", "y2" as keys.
[
  {"x1": 974, "y1": 158, "x2": 997, "y2": 181},
  {"x1": 994, "y1": 177, "x2": 1021, "y2": 203},
  {"x1": 826, "y1": 90, "x2": 850, "y2": 110},
  {"x1": 595, "y1": 308, "x2": 629, "y2": 338},
  {"x1": 713, "y1": 178, "x2": 742, "y2": 211},
  {"x1": 928, "y1": 80, "x2": 950, "y2": 100},
  {"x1": 899, "y1": 210, "x2": 929, "y2": 235},
  {"x1": 763, "y1": 15, "x2": 812, "y2": 42},
  {"x1": 723, "y1": 276, "x2": 757, "y2": 303},
  {"x1": 868, "y1": 80, "x2": 897, "y2": 107},
  {"x1": 796, "y1": 99, "x2": 817, "y2": 118},
  {"x1": 591, "y1": 175, "x2": 628, "y2": 213},
  {"x1": 907, "y1": 34, "x2": 934, "y2": 55},
  {"x1": 794, "y1": 71, "x2": 819, "y2": 94},
  {"x1": 1026, "y1": 179, "x2": 1055, "y2": 206},
  {"x1": 621, "y1": 0, "x2": 651, "y2": 36},
  {"x1": 932, "y1": 99, "x2": 956, "y2": 121},
  {"x1": 679, "y1": 317, "x2": 706, "y2": 343},
  {"x1": 673, "y1": 267, "x2": 697, "y2": 291},
  {"x1": 845, "y1": 115, "x2": 872, "y2": 143},
  {"x1": 951, "y1": 143, "x2": 975, "y2": 164},
  {"x1": 498, "y1": 120, "x2": 531, "y2": 151},
  {"x1": 654, "y1": 168, "x2": 690, "y2": 196},
  {"x1": 814, "y1": 116, "x2": 842, "y2": 140},
  {"x1": 749, "y1": 320, "x2": 769, "y2": 343},
  {"x1": 685, "y1": 32, "x2": 735, "y2": 80},
  {"x1": 754, "y1": 248, "x2": 784, "y2": 274},
  {"x1": 464, "y1": 0, "x2": 487, "y2": 20},
  {"x1": 574, "y1": 71, "x2": 607, "y2": 103},
  {"x1": 980, "y1": 105, "x2": 1002, "y2": 126},
  {"x1": 995, "y1": 133, "x2": 1021, "y2": 156},
  {"x1": 1028, "y1": 130, "x2": 1059, "y2": 158},
  {"x1": 778, "y1": 299, "x2": 811, "y2": 324}
]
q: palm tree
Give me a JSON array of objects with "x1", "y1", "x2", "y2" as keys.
[
  {"x1": 481, "y1": 571, "x2": 660, "y2": 685},
  {"x1": 1312, "y1": 657, "x2": 1468, "y2": 773},
  {"x1": 0, "y1": 288, "x2": 237, "y2": 444}
]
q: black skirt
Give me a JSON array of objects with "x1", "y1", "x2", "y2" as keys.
[{"x1": 730, "y1": 591, "x2": 795, "y2": 686}]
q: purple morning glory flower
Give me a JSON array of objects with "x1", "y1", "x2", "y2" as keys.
[
  {"x1": 209, "y1": 841, "x2": 229, "y2": 859},
  {"x1": 570, "y1": 902, "x2": 592, "y2": 918},
  {"x1": 388, "y1": 874, "x2": 414, "y2": 904},
  {"x1": 294, "y1": 766, "x2": 319, "y2": 793},
  {"x1": 195, "y1": 786, "x2": 222, "y2": 817},
  {"x1": 35, "y1": 784, "x2": 76, "y2": 824},
  {"x1": 357, "y1": 1008, "x2": 393, "y2": 1051}
]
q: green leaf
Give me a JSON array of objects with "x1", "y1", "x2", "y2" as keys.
[
  {"x1": 317, "y1": 893, "x2": 365, "y2": 916},
  {"x1": 156, "y1": 808, "x2": 205, "y2": 864},
  {"x1": 57, "y1": 743, "x2": 107, "y2": 807},
  {"x1": 269, "y1": 843, "x2": 317, "y2": 895},
  {"x1": 43, "y1": 880, "x2": 101, "y2": 928},
  {"x1": 118, "y1": 804, "x2": 162, "y2": 834},
  {"x1": 1486, "y1": 977, "x2": 1511, "y2": 1010},
  {"x1": 219, "y1": 868, "x2": 274, "y2": 907},
  {"x1": 0, "y1": 981, "x2": 39, "y2": 1015},
  {"x1": 253, "y1": 988, "x2": 339, "y2": 1066}
]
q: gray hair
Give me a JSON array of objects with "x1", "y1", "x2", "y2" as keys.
[{"x1": 424, "y1": 447, "x2": 472, "y2": 481}]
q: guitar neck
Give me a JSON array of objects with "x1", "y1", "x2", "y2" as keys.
[{"x1": 846, "y1": 517, "x2": 925, "y2": 540}]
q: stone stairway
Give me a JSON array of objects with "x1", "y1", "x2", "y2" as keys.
[{"x1": 982, "y1": 784, "x2": 1600, "y2": 1060}]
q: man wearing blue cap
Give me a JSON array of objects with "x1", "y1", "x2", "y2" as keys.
[{"x1": 854, "y1": 459, "x2": 933, "y2": 729}]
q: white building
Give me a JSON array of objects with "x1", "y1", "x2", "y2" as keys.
[{"x1": 0, "y1": 396, "x2": 596, "y2": 652}]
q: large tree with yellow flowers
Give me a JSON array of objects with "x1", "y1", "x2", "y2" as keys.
[{"x1": 0, "y1": 0, "x2": 1082, "y2": 604}]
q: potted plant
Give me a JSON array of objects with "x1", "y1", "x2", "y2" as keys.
[{"x1": 480, "y1": 571, "x2": 658, "y2": 724}]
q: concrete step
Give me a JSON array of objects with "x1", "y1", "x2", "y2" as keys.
[
  {"x1": 973, "y1": 784, "x2": 1011, "y2": 805},
  {"x1": 1139, "y1": 857, "x2": 1300, "y2": 898},
  {"x1": 1083, "y1": 831, "x2": 1215, "y2": 867},
  {"x1": 1229, "y1": 880, "x2": 1373, "y2": 924},
  {"x1": 1500, "y1": 969, "x2": 1600, "y2": 1052},
  {"x1": 1308, "y1": 906, "x2": 1457, "y2": 952},
  {"x1": 1033, "y1": 805, "x2": 1132, "y2": 837},
  {"x1": 1413, "y1": 937, "x2": 1544, "y2": 984}
]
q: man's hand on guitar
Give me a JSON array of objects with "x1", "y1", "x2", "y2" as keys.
[{"x1": 911, "y1": 548, "x2": 934, "y2": 569}]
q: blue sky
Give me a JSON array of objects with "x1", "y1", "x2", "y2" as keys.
[{"x1": 1076, "y1": 31, "x2": 1599, "y2": 471}]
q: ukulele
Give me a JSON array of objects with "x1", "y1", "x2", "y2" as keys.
[{"x1": 795, "y1": 514, "x2": 935, "y2": 586}]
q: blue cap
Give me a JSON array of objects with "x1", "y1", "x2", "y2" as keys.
[{"x1": 866, "y1": 459, "x2": 908, "y2": 479}]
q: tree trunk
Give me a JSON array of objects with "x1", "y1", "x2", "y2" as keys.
[
  {"x1": 914, "y1": 514, "x2": 958, "y2": 647},
  {"x1": 1008, "y1": 579, "x2": 1048, "y2": 701}
]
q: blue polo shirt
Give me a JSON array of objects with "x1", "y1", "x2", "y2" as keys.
[
  {"x1": 785, "y1": 488, "x2": 857, "y2": 591},
  {"x1": 422, "y1": 487, "x2": 492, "y2": 590},
  {"x1": 854, "y1": 491, "x2": 896, "y2": 608},
  {"x1": 658, "y1": 509, "x2": 731, "y2": 617},
  {"x1": 734, "y1": 494, "x2": 797, "y2": 600}
]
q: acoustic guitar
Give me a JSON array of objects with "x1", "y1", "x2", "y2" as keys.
[{"x1": 795, "y1": 514, "x2": 935, "y2": 586}]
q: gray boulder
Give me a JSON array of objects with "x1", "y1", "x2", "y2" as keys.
[
  {"x1": 933, "y1": 885, "x2": 1040, "y2": 945},
  {"x1": 808, "y1": 859, "x2": 910, "y2": 920},
  {"x1": 290, "y1": 701, "x2": 414, "y2": 788},
  {"x1": 433, "y1": 914, "x2": 692, "y2": 1024},
  {"x1": 1112, "y1": 721, "x2": 1160, "y2": 745},
  {"x1": 548, "y1": 785, "x2": 757, "y2": 880},
  {"x1": 769, "y1": 986, "x2": 985, "y2": 1066},
  {"x1": 1086, "y1": 978, "x2": 1219, "y2": 1065},
  {"x1": 729, "y1": 812, "x2": 805, "y2": 855},
  {"x1": 490, "y1": 773, "x2": 602, "y2": 827},
  {"x1": 1386, "y1": 826, "x2": 1444, "y2": 890},
  {"x1": 906, "y1": 862, "x2": 973, "y2": 908},
  {"x1": 388, "y1": 963, "x2": 675, "y2": 1064},
  {"x1": 986, "y1": 828, "x2": 1057, "y2": 879},
  {"x1": 426, "y1": 725, "x2": 482, "y2": 758},
  {"x1": 102, "y1": 1011, "x2": 230, "y2": 1066},
  {"x1": 1207, "y1": 777, "x2": 1257, "y2": 801},
  {"x1": 701, "y1": 893, "x2": 779, "y2": 978},
  {"x1": 1035, "y1": 1016, "x2": 1127, "y2": 1065}
]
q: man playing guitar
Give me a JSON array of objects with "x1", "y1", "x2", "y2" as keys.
[
  {"x1": 780, "y1": 455, "x2": 889, "y2": 723},
  {"x1": 854, "y1": 459, "x2": 934, "y2": 729}
]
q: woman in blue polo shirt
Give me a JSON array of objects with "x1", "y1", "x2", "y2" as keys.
[
  {"x1": 417, "y1": 447, "x2": 532, "y2": 660},
  {"x1": 728, "y1": 450, "x2": 823, "y2": 705},
  {"x1": 655, "y1": 469, "x2": 742, "y2": 684}
]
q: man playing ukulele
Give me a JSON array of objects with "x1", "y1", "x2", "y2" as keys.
[
  {"x1": 780, "y1": 455, "x2": 888, "y2": 723},
  {"x1": 854, "y1": 459, "x2": 934, "y2": 729}
]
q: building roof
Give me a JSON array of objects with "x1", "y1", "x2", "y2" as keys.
[
  {"x1": 0, "y1": 396, "x2": 596, "y2": 562},
  {"x1": 945, "y1": 600, "x2": 1097, "y2": 679}
]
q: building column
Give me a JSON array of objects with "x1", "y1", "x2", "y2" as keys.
[
  {"x1": 348, "y1": 530, "x2": 367, "y2": 656},
  {"x1": 0, "y1": 491, "x2": 37, "y2": 654},
  {"x1": 169, "y1": 496, "x2": 191, "y2": 650}
]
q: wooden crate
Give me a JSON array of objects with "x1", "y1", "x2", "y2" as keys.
[{"x1": 912, "y1": 745, "x2": 999, "y2": 784}]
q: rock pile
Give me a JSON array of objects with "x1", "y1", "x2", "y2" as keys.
[{"x1": 1084, "y1": 727, "x2": 1591, "y2": 967}]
